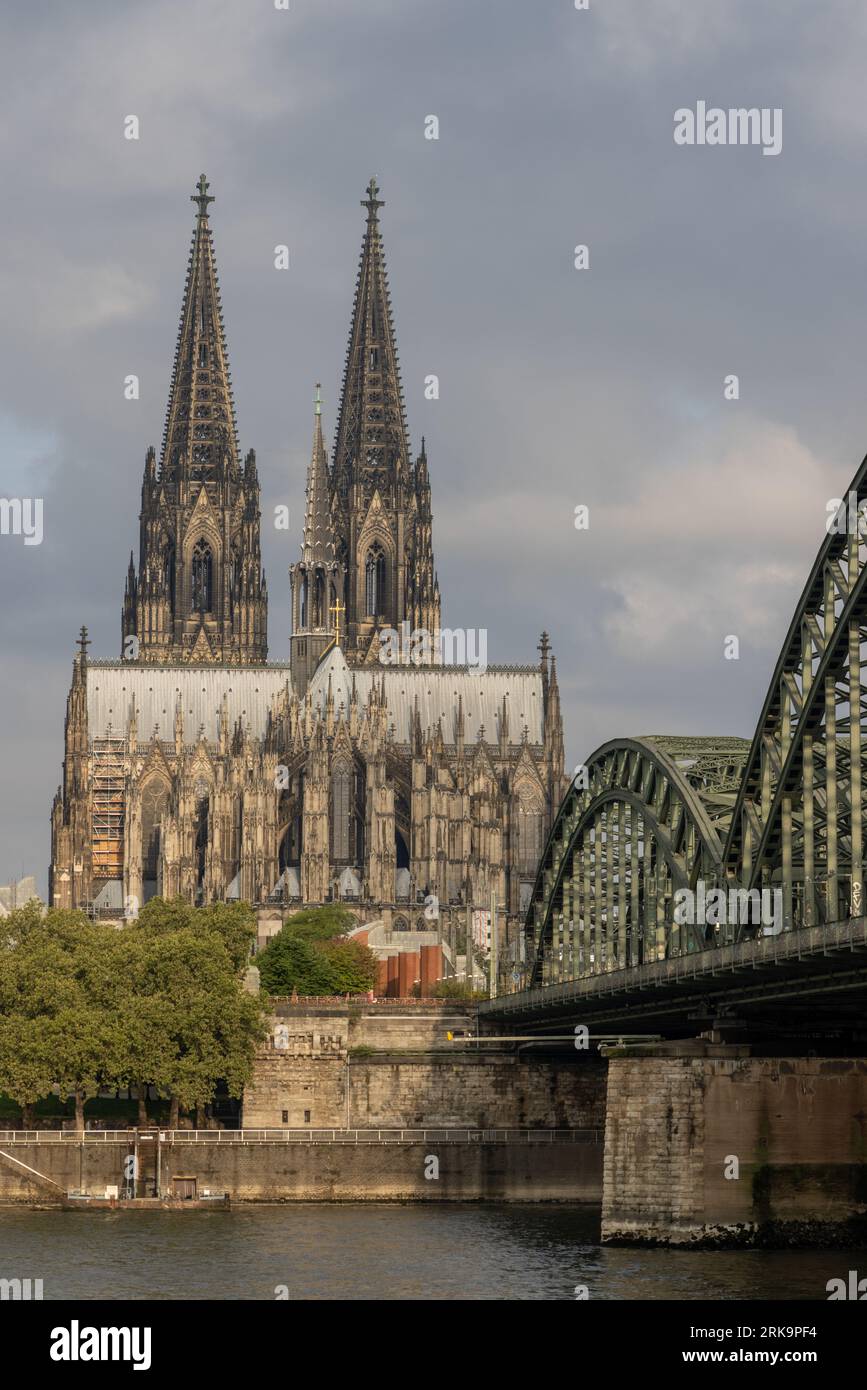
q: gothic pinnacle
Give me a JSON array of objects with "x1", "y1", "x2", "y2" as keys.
[
  {"x1": 191, "y1": 173, "x2": 215, "y2": 219},
  {"x1": 362, "y1": 176, "x2": 384, "y2": 220}
]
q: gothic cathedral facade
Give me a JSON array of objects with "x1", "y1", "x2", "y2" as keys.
[{"x1": 50, "y1": 176, "x2": 566, "y2": 970}]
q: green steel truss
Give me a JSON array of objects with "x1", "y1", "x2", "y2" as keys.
[{"x1": 526, "y1": 453, "x2": 867, "y2": 989}]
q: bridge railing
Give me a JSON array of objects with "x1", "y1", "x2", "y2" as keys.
[{"x1": 0, "y1": 1127, "x2": 599, "y2": 1145}]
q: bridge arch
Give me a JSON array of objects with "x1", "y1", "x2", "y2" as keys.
[
  {"x1": 524, "y1": 455, "x2": 867, "y2": 992},
  {"x1": 719, "y1": 459, "x2": 867, "y2": 932},
  {"x1": 525, "y1": 736, "x2": 748, "y2": 987}
]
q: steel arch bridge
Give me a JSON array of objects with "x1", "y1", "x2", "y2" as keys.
[{"x1": 523, "y1": 455, "x2": 867, "y2": 992}]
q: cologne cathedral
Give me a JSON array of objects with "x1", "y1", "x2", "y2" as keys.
[{"x1": 49, "y1": 175, "x2": 566, "y2": 961}]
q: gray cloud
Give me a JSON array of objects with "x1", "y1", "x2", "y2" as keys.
[{"x1": 1, "y1": 0, "x2": 865, "y2": 893}]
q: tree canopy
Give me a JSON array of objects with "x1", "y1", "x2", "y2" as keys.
[
  {"x1": 256, "y1": 906, "x2": 376, "y2": 996},
  {"x1": 0, "y1": 898, "x2": 267, "y2": 1129}
]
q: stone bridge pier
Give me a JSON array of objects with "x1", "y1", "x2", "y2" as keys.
[{"x1": 601, "y1": 1042, "x2": 867, "y2": 1246}]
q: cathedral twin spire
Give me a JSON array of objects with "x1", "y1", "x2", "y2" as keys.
[
  {"x1": 327, "y1": 177, "x2": 440, "y2": 664},
  {"x1": 331, "y1": 177, "x2": 412, "y2": 500},
  {"x1": 122, "y1": 174, "x2": 267, "y2": 665},
  {"x1": 160, "y1": 173, "x2": 241, "y2": 486},
  {"x1": 121, "y1": 172, "x2": 438, "y2": 675}
]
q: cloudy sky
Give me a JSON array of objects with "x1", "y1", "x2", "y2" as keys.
[{"x1": 1, "y1": 0, "x2": 866, "y2": 893}]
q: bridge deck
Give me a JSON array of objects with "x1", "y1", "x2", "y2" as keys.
[{"x1": 484, "y1": 917, "x2": 867, "y2": 1035}]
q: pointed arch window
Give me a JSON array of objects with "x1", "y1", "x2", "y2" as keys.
[
  {"x1": 365, "y1": 543, "x2": 386, "y2": 617},
  {"x1": 141, "y1": 780, "x2": 169, "y2": 885},
  {"x1": 194, "y1": 777, "x2": 210, "y2": 899},
  {"x1": 163, "y1": 544, "x2": 175, "y2": 616},
  {"x1": 313, "y1": 572, "x2": 325, "y2": 629},
  {"x1": 229, "y1": 545, "x2": 240, "y2": 611},
  {"x1": 516, "y1": 793, "x2": 544, "y2": 874},
  {"x1": 331, "y1": 758, "x2": 353, "y2": 863},
  {"x1": 192, "y1": 539, "x2": 213, "y2": 613}
]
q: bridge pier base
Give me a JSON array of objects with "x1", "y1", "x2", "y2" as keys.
[{"x1": 601, "y1": 1043, "x2": 867, "y2": 1246}]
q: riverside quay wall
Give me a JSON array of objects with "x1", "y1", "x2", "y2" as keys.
[
  {"x1": 0, "y1": 1130, "x2": 601, "y2": 1203},
  {"x1": 602, "y1": 1046, "x2": 867, "y2": 1246},
  {"x1": 0, "y1": 1002, "x2": 606, "y2": 1204}
]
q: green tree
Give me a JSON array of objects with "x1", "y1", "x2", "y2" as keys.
[
  {"x1": 127, "y1": 914, "x2": 268, "y2": 1121},
  {"x1": 318, "y1": 937, "x2": 376, "y2": 993},
  {"x1": 257, "y1": 932, "x2": 335, "y2": 996},
  {"x1": 256, "y1": 907, "x2": 375, "y2": 995},
  {"x1": 196, "y1": 901, "x2": 257, "y2": 971},
  {"x1": 0, "y1": 900, "x2": 268, "y2": 1131},
  {"x1": 0, "y1": 1014, "x2": 56, "y2": 1129}
]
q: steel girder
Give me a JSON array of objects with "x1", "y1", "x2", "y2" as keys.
[
  {"x1": 722, "y1": 457, "x2": 867, "y2": 931},
  {"x1": 525, "y1": 458, "x2": 867, "y2": 993},
  {"x1": 524, "y1": 736, "x2": 749, "y2": 988}
]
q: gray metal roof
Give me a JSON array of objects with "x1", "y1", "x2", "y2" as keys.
[
  {"x1": 85, "y1": 649, "x2": 545, "y2": 746},
  {"x1": 87, "y1": 663, "x2": 293, "y2": 742},
  {"x1": 308, "y1": 647, "x2": 544, "y2": 744}
]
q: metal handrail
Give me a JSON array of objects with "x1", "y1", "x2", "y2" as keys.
[{"x1": 0, "y1": 1126, "x2": 598, "y2": 1145}]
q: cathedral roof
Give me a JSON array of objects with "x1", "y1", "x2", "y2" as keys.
[
  {"x1": 308, "y1": 646, "x2": 545, "y2": 744},
  {"x1": 86, "y1": 663, "x2": 292, "y2": 743}
]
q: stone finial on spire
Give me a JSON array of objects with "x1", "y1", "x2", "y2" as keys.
[
  {"x1": 192, "y1": 173, "x2": 215, "y2": 218},
  {"x1": 77, "y1": 625, "x2": 90, "y2": 665},
  {"x1": 362, "y1": 176, "x2": 384, "y2": 221},
  {"x1": 315, "y1": 382, "x2": 322, "y2": 417},
  {"x1": 538, "y1": 630, "x2": 551, "y2": 705}
]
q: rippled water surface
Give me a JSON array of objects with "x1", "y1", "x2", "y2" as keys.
[{"x1": 1, "y1": 1206, "x2": 863, "y2": 1300}]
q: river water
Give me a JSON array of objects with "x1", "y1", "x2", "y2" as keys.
[{"x1": 1, "y1": 1206, "x2": 863, "y2": 1300}]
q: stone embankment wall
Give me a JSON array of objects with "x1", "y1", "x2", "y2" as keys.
[
  {"x1": 0, "y1": 1136, "x2": 601, "y2": 1203},
  {"x1": 244, "y1": 1002, "x2": 607, "y2": 1131}
]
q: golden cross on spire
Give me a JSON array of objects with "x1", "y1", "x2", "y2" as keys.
[
  {"x1": 329, "y1": 597, "x2": 345, "y2": 645},
  {"x1": 192, "y1": 173, "x2": 215, "y2": 218}
]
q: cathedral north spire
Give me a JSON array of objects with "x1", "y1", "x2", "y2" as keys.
[
  {"x1": 121, "y1": 176, "x2": 267, "y2": 665},
  {"x1": 161, "y1": 172, "x2": 239, "y2": 483}
]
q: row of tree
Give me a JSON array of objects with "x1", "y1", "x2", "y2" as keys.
[{"x1": 0, "y1": 898, "x2": 268, "y2": 1130}]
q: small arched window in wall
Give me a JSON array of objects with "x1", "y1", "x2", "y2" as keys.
[
  {"x1": 191, "y1": 539, "x2": 213, "y2": 613},
  {"x1": 365, "y1": 543, "x2": 387, "y2": 618}
]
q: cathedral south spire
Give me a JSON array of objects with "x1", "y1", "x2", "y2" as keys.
[
  {"x1": 328, "y1": 178, "x2": 440, "y2": 665},
  {"x1": 121, "y1": 175, "x2": 268, "y2": 665},
  {"x1": 332, "y1": 177, "x2": 409, "y2": 502}
]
